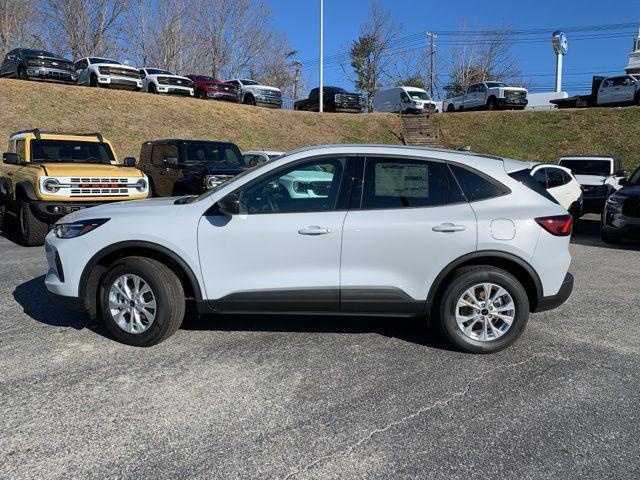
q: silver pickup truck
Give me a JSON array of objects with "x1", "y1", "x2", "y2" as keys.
[{"x1": 445, "y1": 81, "x2": 528, "y2": 112}]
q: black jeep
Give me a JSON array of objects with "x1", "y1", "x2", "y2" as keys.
[{"x1": 138, "y1": 139, "x2": 248, "y2": 197}]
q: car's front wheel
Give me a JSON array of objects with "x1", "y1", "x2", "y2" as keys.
[
  {"x1": 100, "y1": 256, "x2": 185, "y2": 347},
  {"x1": 17, "y1": 199, "x2": 48, "y2": 246},
  {"x1": 438, "y1": 266, "x2": 529, "y2": 354},
  {"x1": 601, "y1": 229, "x2": 623, "y2": 245}
]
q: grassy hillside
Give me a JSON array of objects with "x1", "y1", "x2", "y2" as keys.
[
  {"x1": 0, "y1": 79, "x2": 401, "y2": 158},
  {"x1": 437, "y1": 108, "x2": 640, "y2": 169},
  {"x1": 0, "y1": 79, "x2": 639, "y2": 170}
]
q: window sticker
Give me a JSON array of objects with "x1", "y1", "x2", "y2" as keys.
[{"x1": 374, "y1": 163, "x2": 429, "y2": 197}]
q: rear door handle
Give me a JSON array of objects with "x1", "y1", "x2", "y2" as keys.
[
  {"x1": 432, "y1": 223, "x2": 466, "y2": 233},
  {"x1": 298, "y1": 226, "x2": 331, "y2": 235}
]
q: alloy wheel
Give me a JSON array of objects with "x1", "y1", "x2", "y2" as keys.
[
  {"x1": 108, "y1": 274, "x2": 157, "y2": 334},
  {"x1": 455, "y1": 283, "x2": 515, "y2": 342}
]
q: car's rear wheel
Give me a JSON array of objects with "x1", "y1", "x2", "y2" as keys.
[
  {"x1": 601, "y1": 229, "x2": 623, "y2": 244},
  {"x1": 438, "y1": 266, "x2": 529, "y2": 354},
  {"x1": 100, "y1": 257, "x2": 185, "y2": 347},
  {"x1": 17, "y1": 199, "x2": 48, "y2": 246}
]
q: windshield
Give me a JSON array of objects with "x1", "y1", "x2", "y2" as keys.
[
  {"x1": 90, "y1": 58, "x2": 120, "y2": 65},
  {"x1": 30, "y1": 140, "x2": 115, "y2": 164},
  {"x1": 194, "y1": 75, "x2": 216, "y2": 82},
  {"x1": 329, "y1": 87, "x2": 348, "y2": 94},
  {"x1": 407, "y1": 90, "x2": 432, "y2": 101},
  {"x1": 558, "y1": 159, "x2": 612, "y2": 176},
  {"x1": 24, "y1": 50, "x2": 57, "y2": 58},
  {"x1": 240, "y1": 79, "x2": 259, "y2": 85},
  {"x1": 184, "y1": 142, "x2": 245, "y2": 168},
  {"x1": 627, "y1": 167, "x2": 640, "y2": 186},
  {"x1": 485, "y1": 82, "x2": 507, "y2": 88},
  {"x1": 147, "y1": 68, "x2": 174, "y2": 75}
]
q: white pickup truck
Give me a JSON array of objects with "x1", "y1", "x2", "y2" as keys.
[{"x1": 445, "y1": 81, "x2": 528, "y2": 112}]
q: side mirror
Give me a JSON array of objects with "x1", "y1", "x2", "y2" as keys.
[
  {"x1": 123, "y1": 156, "x2": 136, "y2": 167},
  {"x1": 163, "y1": 156, "x2": 178, "y2": 166},
  {"x1": 615, "y1": 169, "x2": 627, "y2": 177},
  {"x1": 3, "y1": 152, "x2": 22, "y2": 165},
  {"x1": 216, "y1": 193, "x2": 240, "y2": 216}
]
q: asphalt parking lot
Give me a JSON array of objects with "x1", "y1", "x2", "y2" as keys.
[{"x1": 0, "y1": 215, "x2": 638, "y2": 480}]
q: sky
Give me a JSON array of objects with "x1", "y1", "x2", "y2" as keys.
[{"x1": 267, "y1": 0, "x2": 640, "y2": 97}]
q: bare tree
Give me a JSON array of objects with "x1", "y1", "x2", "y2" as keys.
[
  {"x1": 0, "y1": 0, "x2": 39, "y2": 55},
  {"x1": 348, "y1": 1, "x2": 402, "y2": 111},
  {"x1": 39, "y1": 0, "x2": 130, "y2": 59}
]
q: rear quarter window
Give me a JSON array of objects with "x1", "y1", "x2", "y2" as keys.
[
  {"x1": 508, "y1": 169, "x2": 559, "y2": 204},
  {"x1": 448, "y1": 164, "x2": 510, "y2": 202}
]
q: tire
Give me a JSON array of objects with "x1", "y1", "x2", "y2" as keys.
[
  {"x1": 243, "y1": 94, "x2": 256, "y2": 106},
  {"x1": 17, "y1": 199, "x2": 48, "y2": 246},
  {"x1": 0, "y1": 201, "x2": 5, "y2": 231},
  {"x1": 568, "y1": 202, "x2": 582, "y2": 219},
  {"x1": 601, "y1": 229, "x2": 623, "y2": 245},
  {"x1": 437, "y1": 266, "x2": 530, "y2": 354},
  {"x1": 100, "y1": 256, "x2": 185, "y2": 347},
  {"x1": 635, "y1": 93, "x2": 640, "y2": 106},
  {"x1": 198, "y1": 90, "x2": 207, "y2": 100},
  {"x1": 148, "y1": 83, "x2": 157, "y2": 94},
  {"x1": 487, "y1": 97, "x2": 497, "y2": 110},
  {"x1": 89, "y1": 73, "x2": 98, "y2": 87},
  {"x1": 447, "y1": 104, "x2": 455, "y2": 113},
  {"x1": 17, "y1": 66, "x2": 27, "y2": 80}
]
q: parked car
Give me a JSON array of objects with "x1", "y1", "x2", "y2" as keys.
[
  {"x1": 373, "y1": 86, "x2": 439, "y2": 114},
  {"x1": 140, "y1": 68, "x2": 194, "y2": 96},
  {"x1": 294, "y1": 86, "x2": 363, "y2": 113},
  {"x1": 46, "y1": 145, "x2": 573, "y2": 352},
  {"x1": 551, "y1": 74, "x2": 640, "y2": 109},
  {"x1": 601, "y1": 165, "x2": 640, "y2": 244},
  {"x1": 0, "y1": 129, "x2": 148, "y2": 246},
  {"x1": 74, "y1": 57, "x2": 142, "y2": 90},
  {"x1": 445, "y1": 82, "x2": 528, "y2": 112},
  {"x1": 557, "y1": 156, "x2": 627, "y2": 213},
  {"x1": 138, "y1": 139, "x2": 246, "y2": 196},
  {"x1": 242, "y1": 150, "x2": 284, "y2": 166},
  {"x1": 529, "y1": 164, "x2": 583, "y2": 217},
  {"x1": 186, "y1": 75, "x2": 237, "y2": 101},
  {"x1": 0, "y1": 48, "x2": 76, "y2": 84},
  {"x1": 225, "y1": 78, "x2": 282, "y2": 108}
]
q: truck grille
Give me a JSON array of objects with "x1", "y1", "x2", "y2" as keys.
[
  {"x1": 45, "y1": 177, "x2": 144, "y2": 197},
  {"x1": 258, "y1": 89, "x2": 281, "y2": 100},
  {"x1": 582, "y1": 185, "x2": 607, "y2": 197},
  {"x1": 99, "y1": 67, "x2": 140, "y2": 79},
  {"x1": 158, "y1": 76, "x2": 191, "y2": 86},
  {"x1": 505, "y1": 91, "x2": 526, "y2": 102}
]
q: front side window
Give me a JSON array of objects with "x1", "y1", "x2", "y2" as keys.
[
  {"x1": 449, "y1": 164, "x2": 509, "y2": 202},
  {"x1": 237, "y1": 157, "x2": 346, "y2": 214},
  {"x1": 361, "y1": 157, "x2": 461, "y2": 209},
  {"x1": 29, "y1": 140, "x2": 114, "y2": 164}
]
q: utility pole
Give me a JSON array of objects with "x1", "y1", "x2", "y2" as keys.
[
  {"x1": 293, "y1": 60, "x2": 302, "y2": 101},
  {"x1": 319, "y1": 0, "x2": 324, "y2": 113},
  {"x1": 427, "y1": 32, "x2": 437, "y2": 98}
]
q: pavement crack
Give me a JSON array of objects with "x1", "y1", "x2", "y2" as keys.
[{"x1": 280, "y1": 353, "x2": 552, "y2": 480}]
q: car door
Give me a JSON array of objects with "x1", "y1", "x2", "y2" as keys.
[
  {"x1": 148, "y1": 144, "x2": 181, "y2": 196},
  {"x1": 619, "y1": 76, "x2": 637, "y2": 103},
  {"x1": 340, "y1": 156, "x2": 477, "y2": 314},
  {"x1": 197, "y1": 155, "x2": 354, "y2": 312},
  {"x1": 598, "y1": 78, "x2": 616, "y2": 104},
  {"x1": 309, "y1": 88, "x2": 319, "y2": 111},
  {"x1": 463, "y1": 84, "x2": 477, "y2": 109},
  {"x1": 74, "y1": 59, "x2": 89, "y2": 85}
]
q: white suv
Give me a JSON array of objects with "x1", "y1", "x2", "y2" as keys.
[
  {"x1": 44, "y1": 145, "x2": 574, "y2": 353},
  {"x1": 74, "y1": 57, "x2": 142, "y2": 90}
]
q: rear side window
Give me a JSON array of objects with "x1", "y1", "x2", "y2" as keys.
[
  {"x1": 449, "y1": 164, "x2": 509, "y2": 202},
  {"x1": 361, "y1": 157, "x2": 463, "y2": 209}
]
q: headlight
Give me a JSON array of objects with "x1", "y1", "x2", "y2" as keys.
[
  {"x1": 43, "y1": 178, "x2": 60, "y2": 193},
  {"x1": 54, "y1": 219, "x2": 109, "y2": 239},
  {"x1": 607, "y1": 194, "x2": 626, "y2": 205},
  {"x1": 135, "y1": 178, "x2": 147, "y2": 192}
]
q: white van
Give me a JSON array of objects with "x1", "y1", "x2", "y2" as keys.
[{"x1": 373, "y1": 86, "x2": 439, "y2": 114}]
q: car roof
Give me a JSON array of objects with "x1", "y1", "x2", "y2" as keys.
[
  {"x1": 558, "y1": 155, "x2": 619, "y2": 161},
  {"x1": 243, "y1": 150, "x2": 284, "y2": 156},
  {"x1": 144, "y1": 139, "x2": 237, "y2": 146}
]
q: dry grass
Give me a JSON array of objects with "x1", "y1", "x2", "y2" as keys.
[
  {"x1": 437, "y1": 108, "x2": 640, "y2": 169},
  {"x1": 0, "y1": 79, "x2": 402, "y2": 158}
]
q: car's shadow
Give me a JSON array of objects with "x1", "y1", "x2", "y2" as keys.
[
  {"x1": 14, "y1": 276, "x2": 453, "y2": 351},
  {"x1": 571, "y1": 215, "x2": 640, "y2": 251}
]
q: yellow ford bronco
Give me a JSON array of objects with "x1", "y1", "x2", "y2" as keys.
[{"x1": 0, "y1": 129, "x2": 149, "y2": 246}]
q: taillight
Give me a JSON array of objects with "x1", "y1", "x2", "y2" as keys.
[{"x1": 535, "y1": 214, "x2": 573, "y2": 236}]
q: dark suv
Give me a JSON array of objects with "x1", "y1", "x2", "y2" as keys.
[
  {"x1": 138, "y1": 139, "x2": 248, "y2": 197},
  {"x1": 0, "y1": 48, "x2": 76, "y2": 84},
  {"x1": 601, "y1": 165, "x2": 640, "y2": 244},
  {"x1": 294, "y1": 86, "x2": 363, "y2": 113}
]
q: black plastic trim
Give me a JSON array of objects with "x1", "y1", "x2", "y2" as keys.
[
  {"x1": 48, "y1": 291, "x2": 84, "y2": 311},
  {"x1": 533, "y1": 273, "x2": 573, "y2": 313},
  {"x1": 15, "y1": 181, "x2": 38, "y2": 201},
  {"x1": 208, "y1": 288, "x2": 339, "y2": 313},
  {"x1": 340, "y1": 287, "x2": 424, "y2": 314}
]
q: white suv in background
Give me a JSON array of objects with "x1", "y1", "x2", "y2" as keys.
[
  {"x1": 226, "y1": 78, "x2": 282, "y2": 108},
  {"x1": 140, "y1": 68, "x2": 194, "y2": 97},
  {"x1": 74, "y1": 57, "x2": 142, "y2": 90},
  {"x1": 44, "y1": 145, "x2": 574, "y2": 353},
  {"x1": 530, "y1": 164, "x2": 583, "y2": 217}
]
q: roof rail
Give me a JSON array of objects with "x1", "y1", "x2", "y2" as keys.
[{"x1": 9, "y1": 130, "x2": 104, "y2": 142}]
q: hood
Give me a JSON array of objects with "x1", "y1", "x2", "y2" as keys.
[
  {"x1": 574, "y1": 174, "x2": 609, "y2": 186},
  {"x1": 254, "y1": 85, "x2": 281, "y2": 93},
  {"x1": 59, "y1": 196, "x2": 183, "y2": 223},
  {"x1": 38, "y1": 163, "x2": 144, "y2": 177},
  {"x1": 95, "y1": 63, "x2": 137, "y2": 72},
  {"x1": 500, "y1": 87, "x2": 528, "y2": 93},
  {"x1": 618, "y1": 185, "x2": 640, "y2": 197}
]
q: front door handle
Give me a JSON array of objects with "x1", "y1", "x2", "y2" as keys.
[
  {"x1": 432, "y1": 223, "x2": 466, "y2": 233},
  {"x1": 298, "y1": 226, "x2": 331, "y2": 235}
]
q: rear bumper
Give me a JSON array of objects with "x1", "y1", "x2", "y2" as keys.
[{"x1": 533, "y1": 273, "x2": 573, "y2": 313}]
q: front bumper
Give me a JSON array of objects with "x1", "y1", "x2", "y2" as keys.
[
  {"x1": 26, "y1": 67, "x2": 76, "y2": 84},
  {"x1": 98, "y1": 75, "x2": 142, "y2": 89},
  {"x1": 497, "y1": 97, "x2": 528, "y2": 108},
  {"x1": 30, "y1": 201, "x2": 108, "y2": 223},
  {"x1": 334, "y1": 106, "x2": 362, "y2": 113},
  {"x1": 207, "y1": 91, "x2": 236, "y2": 101},
  {"x1": 158, "y1": 85, "x2": 194, "y2": 96},
  {"x1": 534, "y1": 273, "x2": 574, "y2": 313},
  {"x1": 602, "y1": 204, "x2": 640, "y2": 236}
]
